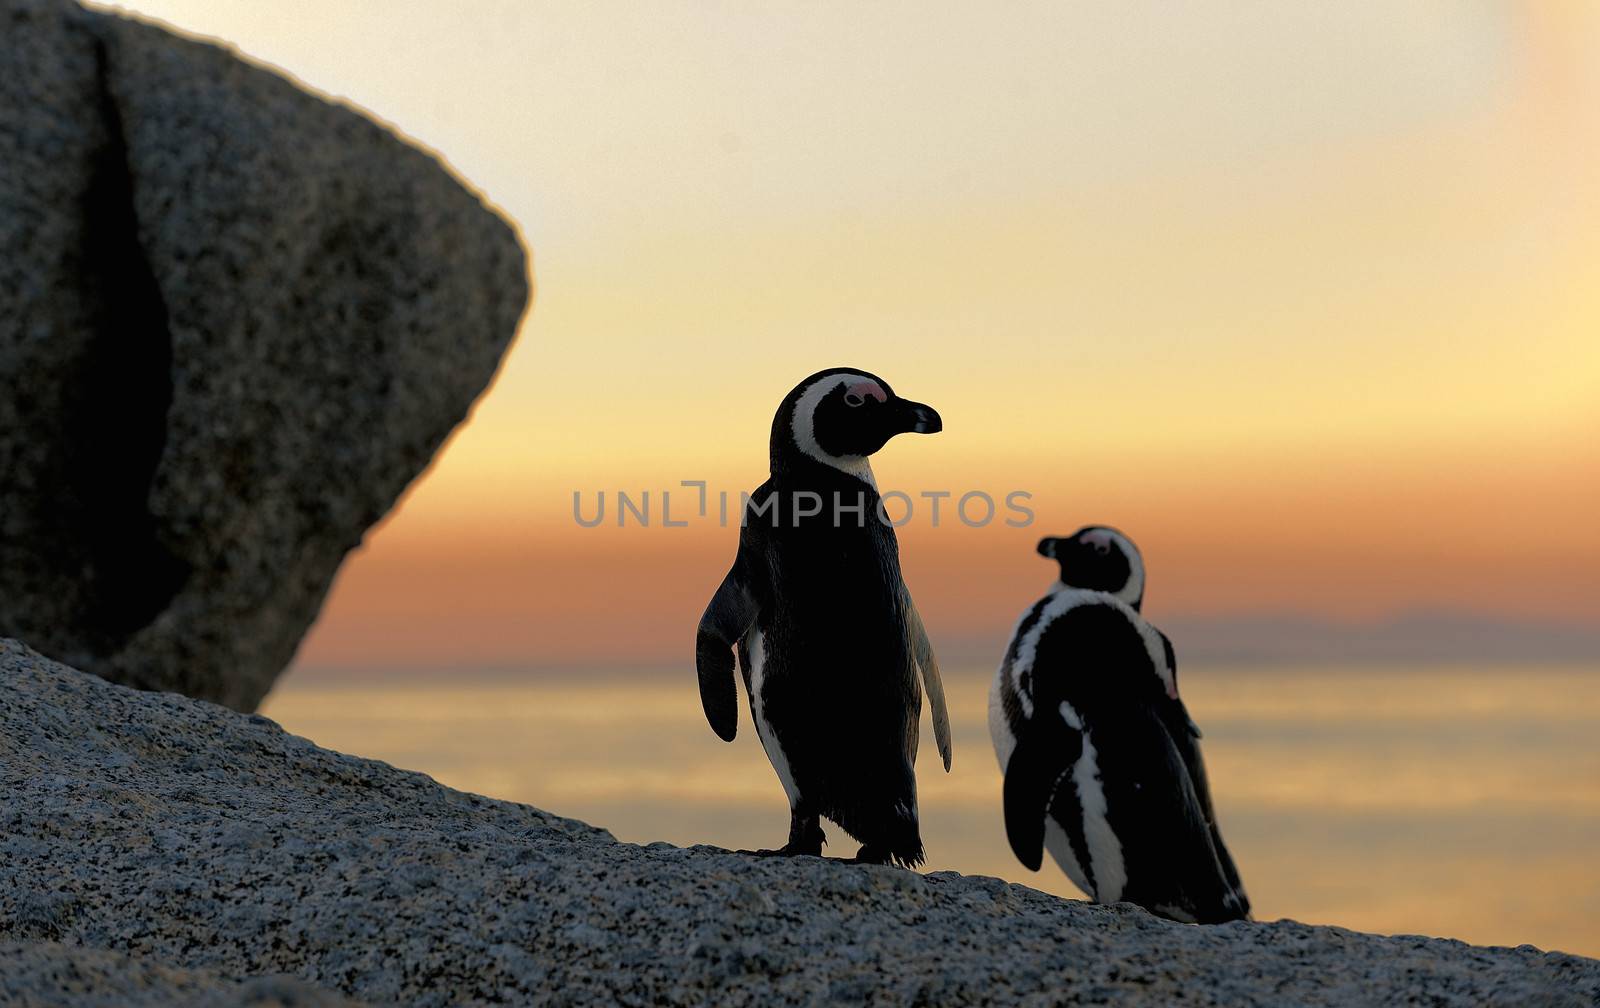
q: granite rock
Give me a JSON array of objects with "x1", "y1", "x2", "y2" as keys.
[
  {"x1": 0, "y1": 941, "x2": 360, "y2": 1007},
  {"x1": 0, "y1": 0, "x2": 529, "y2": 710},
  {"x1": 2, "y1": 639, "x2": 1596, "y2": 1007}
]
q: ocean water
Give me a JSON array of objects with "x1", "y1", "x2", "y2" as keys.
[{"x1": 262, "y1": 663, "x2": 1600, "y2": 958}]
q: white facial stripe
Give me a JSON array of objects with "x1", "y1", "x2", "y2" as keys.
[
  {"x1": 1079, "y1": 529, "x2": 1145, "y2": 606},
  {"x1": 1113, "y1": 558, "x2": 1145, "y2": 608},
  {"x1": 790, "y1": 373, "x2": 877, "y2": 486},
  {"x1": 1107, "y1": 531, "x2": 1145, "y2": 606}
]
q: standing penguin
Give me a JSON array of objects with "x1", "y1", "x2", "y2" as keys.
[
  {"x1": 988, "y1": 526, "x2": 1249, "y2": 922},
  {"x1": 696, "y1": 367, "x2": 951, "y2": 867}
]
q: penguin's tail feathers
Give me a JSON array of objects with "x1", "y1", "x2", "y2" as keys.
[
  {"x1": 882, "y1": 802, "x2": 926, "y2": 869},
  {"x1": 885, "y1": 837, "x2": 926, "y2": 870},
  {"x1": 828, "y1": 797, "x2": 926, "y2": 869}
]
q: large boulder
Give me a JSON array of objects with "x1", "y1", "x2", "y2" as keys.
[
  {"x1": 0, "y1": 0, "x2": 529, "y2": 710},
  {"x1": 2, "y1": 639, "x2": 1595, "y2": 1007}
]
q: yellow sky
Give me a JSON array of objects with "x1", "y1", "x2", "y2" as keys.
[{"x1": 105, "y1": 2, "x2": 1600, "y2": 668}]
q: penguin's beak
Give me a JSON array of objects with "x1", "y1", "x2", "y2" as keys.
[
  {"x1": 1036, "y1": 538, "x2": 1059, "y2": 559},
  {"x1": 894, "y1": 398, "x2": 942, "y2": 435}
]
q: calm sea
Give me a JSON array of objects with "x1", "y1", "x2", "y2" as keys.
[{"x1": 262, "y1": 664, "x2": 1600, "y2": 958}]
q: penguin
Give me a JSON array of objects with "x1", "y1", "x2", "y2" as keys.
[
  {"x1": 988, "y1": 525, "x2": 1250, "y2": 923},
  {"x1": 696, "y1": 367, "x2": 951, "y2": 867}
]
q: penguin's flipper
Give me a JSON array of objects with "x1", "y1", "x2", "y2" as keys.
[
  {"x1": 1109, "y1": 706, "x2": 1249, "y2": 923},
  {"x1": 903, "y1": 587, "x2": 952, "y2": 771},
  {"x1": 1155, "y1": 631, "x2": 1250, "y2": 916},
  {"x1": 1163, "y1": 692, "x2": 1249, "y2": 913},
  {"x1": 696, "y1": 560, "x2": 759, "y2": 742},
  {"x1": 1156, "y1": 632, "x2": 1214, "y2": 821},
  {"x1": 1002, "y1": 717, "x2": 1083, "y2": 871}
]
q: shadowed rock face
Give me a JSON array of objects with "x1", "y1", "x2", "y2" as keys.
[
  {"x1": 0, "y1": 0, "x2": 529, "y2": 710},
  {"x1": 0, "y1": 942, "x2": 361, "y2": 1008},
  {"x1": 3, "y1": 640, "x2": 1596, "y2": 1008}
]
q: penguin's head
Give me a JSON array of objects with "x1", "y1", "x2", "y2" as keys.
[
  {"x1": 1037, "y1": 525, "x2": 1145, "y2": 610},
  {"x1": 771, "y1": 367, "x2": 942, "y2": 480}
]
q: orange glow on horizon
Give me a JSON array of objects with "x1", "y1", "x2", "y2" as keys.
[{"x1": 100, "y1": 0, "x2": 1600, "y2": 671}]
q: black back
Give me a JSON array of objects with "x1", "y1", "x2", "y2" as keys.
[{"x1": 1002, "y1": 597, "x2": 1248, "y2": 922}]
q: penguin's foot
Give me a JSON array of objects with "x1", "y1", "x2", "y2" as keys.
[
  {"x1": 847, "y1": 844, "x2": 893, "y2": 866},
  {"x1": 737, "y1": 840, "x2": 822, "y2": 858},
  {"x1": 738, "y1": 809, "x2": 825, "y2": 858}
]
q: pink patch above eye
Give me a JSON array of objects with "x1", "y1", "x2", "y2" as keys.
[{"x1": 845, "y1": 381, "x2": 887, "y2": 403}]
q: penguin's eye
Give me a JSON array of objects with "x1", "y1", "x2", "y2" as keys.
[
  {"x1": 841, "y1": 380, "x2": 887, "y2": 408},
  {"x1": 1019, "y1": 670, "x2": 1032, "y2": 695}
]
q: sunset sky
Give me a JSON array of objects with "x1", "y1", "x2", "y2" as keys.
[{"x1": 107, "y1": 1, "x2": 1600, "y2": 671}]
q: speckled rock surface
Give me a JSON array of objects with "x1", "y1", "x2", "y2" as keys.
[
  {"x1": 0, "y1": 941, "x2": 359, "y2": 1007},
  {"x1": 0, "y1": 0, "x2": 529, "y2": 711},
  {"x1": 2, "y1": 639, "x2": 1596, "y2": 1007}
]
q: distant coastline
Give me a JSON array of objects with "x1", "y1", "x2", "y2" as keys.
[
  {"x1": 287, "y1": 610, "x2": 1599, "y2": 684},
  {"x1": 1157, "y1": 611, "x2": 1600, "y2": 666}
]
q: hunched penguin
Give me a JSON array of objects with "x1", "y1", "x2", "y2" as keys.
[
  {"x1": 988, "y1": 525, "x2": 1249, "y2": 922},
  {"x1": 696, "y1": 367, "x2": 951, "y2": 867}
]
